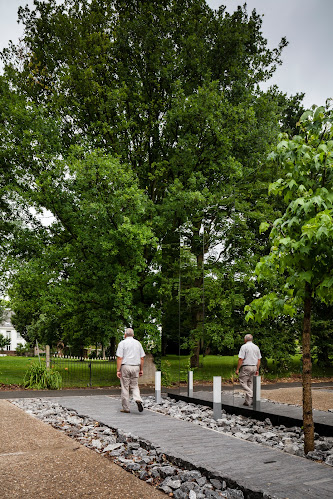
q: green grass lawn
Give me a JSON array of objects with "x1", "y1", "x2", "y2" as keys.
[
  {"x1": 161, "y1": 354, "x2": 333, "y2": 385},
  {"x1": 0, "y1": 356, "x2": 118, "y2": 388},
  {"x1": 50, "y1": 357, "x2": 119, "y2": 388},
  {"x1": 161, "y1": 354, "x2": 239, "y2": 384},
  {"x1": 0, "y1": 356, "x2": 34, "y2": 386},
  {"x1": 1, "y1": 353, "x2": 332, "y2": 389}
]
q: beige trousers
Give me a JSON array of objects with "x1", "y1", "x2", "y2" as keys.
[
  {"x1": 239, "y1": 365, "x2": 257, "y2": 404},
  {"x1": 120, "y1": 365, "x2": 142, "y2": 411}
]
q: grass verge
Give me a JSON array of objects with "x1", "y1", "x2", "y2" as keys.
[{"x1": 0, "y1": 354, "x2": 332, "y2": 389}]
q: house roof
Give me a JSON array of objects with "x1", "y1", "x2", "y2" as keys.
[{"x1": 0, "y1": 309, "x2": 14, "y2": 329}]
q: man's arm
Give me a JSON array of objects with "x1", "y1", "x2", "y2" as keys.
[
  {"x1": 139, "y1": 356, "x2": 144, "y2": 377},
  {"x1": 235, "y1": 357, "x2": 243, "y2": 375},
  {"x1": 117, "y1": 356, "x2": 123, "y2": 378},
  {"x1": 255, "y1": 359, "x2": 261, "y2": 376}
]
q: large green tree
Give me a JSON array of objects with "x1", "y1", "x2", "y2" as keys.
[
  {"x1": 245, "y1": 103, "x2": 333, "y2": 454},
  {"x1": 7, "y1": 149, "x2": 155, "y2": 349},
  {"x1": 2, "y1": 0, "x2": 303, "y2": 360}
]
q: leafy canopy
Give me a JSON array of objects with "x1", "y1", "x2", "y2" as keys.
[{"x1": 246, "y1": 102, "x2": 333, "y2": 321}]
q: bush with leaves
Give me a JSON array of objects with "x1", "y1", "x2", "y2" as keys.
[
  {"x1": 0, "y1": 333, "x2": 11, "y2": 353},
  {"x1": 23, "y1": 362, "x2": 62, "y2": 390},
  {"x1": 15, "y1": 343, "x2": 31, "y2": 356}
]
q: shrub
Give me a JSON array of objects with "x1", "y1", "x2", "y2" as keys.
[
  {"x1": 23, "y1": 362, "x2": 62, "y2": 390},
  {"x1": 15, "y1": 343, "x2": 30, "y2": 356}
]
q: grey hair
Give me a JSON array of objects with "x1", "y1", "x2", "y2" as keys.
[
  {"x1": 244, "y1": 334, "x2": 253, "y2": 342},
  {"x1": 125, "y1": 328, "x2": 134, "y2": 337}
]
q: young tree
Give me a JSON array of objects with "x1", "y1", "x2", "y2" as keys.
[{"x1": 245, "y1": 103, "x2": 333, "y2": 454}]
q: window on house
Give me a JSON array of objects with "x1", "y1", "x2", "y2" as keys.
[{"x1": 6, "y1": 331, "x2": 11, "y2": 350}]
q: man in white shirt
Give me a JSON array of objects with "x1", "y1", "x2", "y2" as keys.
[
  {"x1": 236, "y1": 334, "x2": 261, "y2": 406},
  {"x1": 116, "y1": 328, "x2": 145, "y2": 413}
]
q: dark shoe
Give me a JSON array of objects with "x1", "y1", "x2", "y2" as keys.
[
  {"x1": 120, "y1": 409, "x2": 130, "y2": 413},
  {"x1": 243, "y1": 402, "x2": 250, "y2": 406},
  {"x1": 136, "y1": 400, "x2": 143, "y2": 412}
]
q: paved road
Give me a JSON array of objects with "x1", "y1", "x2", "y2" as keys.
[{"x1": 46, "y1": 395, "x2": 333, "y2": 499}]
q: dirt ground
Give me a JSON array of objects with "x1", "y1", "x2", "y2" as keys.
[
  {"x1": 260, "y1": 385, "x2": 333, "y2": 411},
  {"x1": 0, "y1": 399, "x2": 165, "y2": 499}
]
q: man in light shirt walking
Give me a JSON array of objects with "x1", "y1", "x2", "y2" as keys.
[
  {"x1": 236, "y1": 334, "x2": 261, "y2": 406},
  {"x1": 116, "y1": 328, "x2": 145, "y2": 413}
]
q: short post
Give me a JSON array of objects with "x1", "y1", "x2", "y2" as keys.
[
  {"x1": 253, "y1": 375, "x2": 261, "y2": 411},
  {"x1": 88, "y1": 362, "x2": 92, "y2": 387},
  {"x1": 155, "y1": 371, "x2": 162, "y2": 404},
  {"x1": 213, "y1": 376, "x2": 222, "y2": 420},
  {"x1": 45, "y1": 345, "x2": 50, "y2": 369},
  {"x1": 187, "y1": 371, "x2": 193, "y2": 398}
]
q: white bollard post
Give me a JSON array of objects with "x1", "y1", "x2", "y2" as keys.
[
  {"x1": 213, "y1": 376, "x2": 222, "y2": 420},
  {"x1": 188, "y1": 371, "x2": 193, "y2": 398},
  {"x1": 155, "y1": 371, "x2": 162, "y2": 404},
  {"x1": 253, "y1": 375, "x2": 261, "y2": 411}
]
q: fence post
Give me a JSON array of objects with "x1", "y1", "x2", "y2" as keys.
[
  {"x1": 45, "y1": 345, "x2": 50, "y2": 369},
  {"x1": 187, "y1": 371, "x2": 193, "y2": 398},
  {"x1": 213, "y1": 376, "x2": 222, "y2": 420},
  {"x1": 253, "y1": 375, "x2": 261, "y2": 411},
  {"x1": 155, "y1": 371, "x2": 162, "y2": 403},
  {"x1": 88, "y1": 362, "x2": 92, "y2": 387}
]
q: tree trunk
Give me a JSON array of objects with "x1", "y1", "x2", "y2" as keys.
[
  {"x1": 190, "y1": 340, "x2": 200, "y2": 368},
  {"x1": 190, "y1": 224, "x2": 205, "y2": 367},
  {"x1": 302, "y1": 282, "x2": 314, "y2": 454},
  {"x1": 109, "y1": 336, "x2": 116, "y2": 357},
  {"x1": 161, "y1": 228, "x2": 181, "y2": 355}
]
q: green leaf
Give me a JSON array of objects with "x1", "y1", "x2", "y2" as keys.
[
  {"x1": 299, "y1": 110, "x2": 312, "y2": 122},
  {"x1": 313, "y1": 106, "x2": 325, "y2": 121},
  {"x1": 299, "y1": 270, "x2": 313, "y2": 283},
  {"x1": 259, "y1": 222, "x2": 270, "y2": 234}
]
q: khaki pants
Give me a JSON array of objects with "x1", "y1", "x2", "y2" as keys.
[
  {"x1": 239, "y1": 365, "x2": 257, "y2": 404},
  {"x1": 120, "y1": 365, "x2": 142, "y2": 411}
]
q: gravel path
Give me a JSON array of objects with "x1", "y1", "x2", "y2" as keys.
[{"x1": 260, "y1": 386, "x2": 333, "y2": 412}]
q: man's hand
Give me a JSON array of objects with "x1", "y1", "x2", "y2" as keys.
[
  {"x1": 117, "y1": 371, "x2": 121, "y2": 379},
  {"x1": 139, "y1": 370, "x2": 143, "y2": 377}
]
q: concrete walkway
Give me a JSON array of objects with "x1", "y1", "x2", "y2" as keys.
[
  {"x1": 44, "y1": 394, "x2": 333, "y2": 499},
  {"x1": 0, "y1": 398, "x2": 165, "y2": 499}
]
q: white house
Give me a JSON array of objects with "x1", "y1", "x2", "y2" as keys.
[{"x1": 0, "y1": 309, "x2": 27, "y2": 353}]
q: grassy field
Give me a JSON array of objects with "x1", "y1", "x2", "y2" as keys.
[
  {"x1": 0, "y1": 354, "x2": 332, "y2": 389},
  {"x1": 0, "y1": 356, "x2": 118, "y2": 388},
  {"x1": 0, "y1": 356, "x2": 34, "y2": 386}
]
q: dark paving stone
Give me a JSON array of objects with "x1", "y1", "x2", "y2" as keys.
[
  {"x1": 167, "y1": 390, "x2": 333, "y2": 436},
  {"x1": 45, "y1": 395, "x2": 333, "y2": 499}
]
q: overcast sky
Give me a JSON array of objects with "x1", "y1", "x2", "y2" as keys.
[{"x1": 0, "y1": 0, "x2": 332, "y2": 109}]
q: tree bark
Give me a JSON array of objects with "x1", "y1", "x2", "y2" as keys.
[
  {"x1": 190, "y1": 340, "x2": 200, "y2": 368},
  {"x1": 190, "y1": 246, "x2": 204, "y2": 368},
  {"x1": 302, "y1": 282, "x2": 314, "y2": 454}
]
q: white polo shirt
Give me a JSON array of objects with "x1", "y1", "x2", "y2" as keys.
[
  {"x1": 238, "y1": 341, "x2": 261, "y2": 366},
  {"x1": 116, "y1": 337, "x2": 145, "y2": 366}
]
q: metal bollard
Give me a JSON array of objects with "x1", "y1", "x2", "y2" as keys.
[
  {"x1": 253, "y1": 375, "x2": 261, "y2": 411},
  {"x1": 213, "y1": 376, "x2": 222, "y2": 420},
  {"x1": 188, "y1": 371, "x2": 193, "y2": 398},
  {"x1": 155, "y1": 371, "x2": 162, "y2": 403}
]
